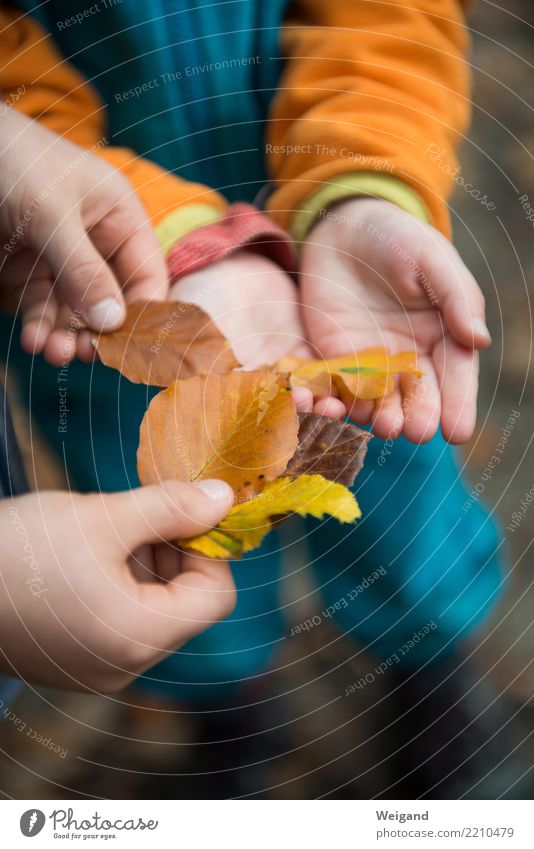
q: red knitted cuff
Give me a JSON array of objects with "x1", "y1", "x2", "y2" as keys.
[{"x1": 166, "y1": 202, "x2": 296, "y2": 281}]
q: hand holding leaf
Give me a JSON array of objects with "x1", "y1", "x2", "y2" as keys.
[{"x1": 92, "y1": 296, "x2": 426, "y2": 558}]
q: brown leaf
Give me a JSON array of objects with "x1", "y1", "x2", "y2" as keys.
[
  {"x1": 286, "y1": 413, "x2": 371, "y2": 487},
  {"x1": 93, "y1": 300, "x2": 239, "y2": 386},
  {"x1": 137, "y1": 371, "x2": 299, "y2": 499}
]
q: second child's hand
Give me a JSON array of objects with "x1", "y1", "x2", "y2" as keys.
[
  {"x1": 167, "y1": 250, "x2": 346, "y2": 419},
  {"x1": 299, "y1": 199, "x2": 492, "y2": 444}
]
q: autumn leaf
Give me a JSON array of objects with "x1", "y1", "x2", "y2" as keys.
[
  {"x1": 181, "y1": 474, "x2": 361, "y2": 559},
  {"x1": 137, "y1": 371, "x2": 299, "y2": 499},
  {"x1": 276, "y1": 354, "x2": 331, "y2": 397},
  {"x1": 93, "y1": 300, "x2": 239, "y2": 386},
  {"x1": 286, "y1": 413, "x2": 372, "y2": 487},
  {"x1": 335, "y1": 349, "x2": 422, "y2": 403},
  {"x1": 277, "y1": 348, "x2": 422, "y2": 402}
]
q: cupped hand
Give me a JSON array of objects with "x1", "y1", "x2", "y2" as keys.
[
  {"x1": 168, "y1": 250, "x2": 346, "y2": 418},
  {"x1": 300, "y1": 198, "x2": 491, "y2": 443}
]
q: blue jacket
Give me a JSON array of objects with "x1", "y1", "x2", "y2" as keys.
[{"x1": 16, "y1": 0, "x2": 289, "y2": 200}]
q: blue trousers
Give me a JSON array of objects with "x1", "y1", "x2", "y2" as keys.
[{"x1": 6, "y1": 348, "x2": 504, "y2": 701}]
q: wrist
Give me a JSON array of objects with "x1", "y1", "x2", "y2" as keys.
[
  {"x1": 291, "y1": 172, "x2": 430, "y2": 244},
  {"x1": 307, "y1": 197, "x2": 394, "y2": 240},
  {"x1": 164, "y1": 202, "x2": 296, "y2": 283}
]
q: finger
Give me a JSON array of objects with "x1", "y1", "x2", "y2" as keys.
[
  {"x1": 346, "y1": 398, "x2": 375, "y2": 426},
  {"x1": 105, "y1": 479, "x2": 234, "y2": 551},
  {"x1": 292, "y1": 386, "x2": 314, "y2": 412},
  {"x1": 371, "y1": 385, "x2": 404, "y2": 440},
  {"x1": 140, "y1": 552, "x2": 237, "y2": 647},
  {"x1": 0, "y1": 250, "x2": 58, "y2": 354},
  {"x1": 42, "y1": 303, "x2": 83, "y2": 366},
  {"x1": 19, "y1": 277, "x2": 58, "y2": 354},
  {"x1": 418, "y1": 240, "x2": 491, "y2": 349},
  {"x1": 313, "y1": 396, "x2": 346, "y2": 419},
  {"x1": 90, "y1": 198, "x2": 169, "y2": 303},
  {"x1": 41, "y1": 211, "x2": 126, "y2": 331},
  {"x1": 76, "y1": 329, "x2": 97, "y2": 362},
  {"x1": 433, "y1": 336, "x2": 479, "y2": 444},
  {"x1": 400, "y1": 357, "x2": 441, "y2": 443}
]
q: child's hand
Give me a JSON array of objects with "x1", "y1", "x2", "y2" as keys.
[
  {"x1": 300, "y1": 198, "x2": 491, "y2": 443},
  {"x1": 0, "y1": 480, "x2": 235, "y2": 692},
  {"x1": 0, "y1": 109, "x2": 167, "y2": 363},
  {"x1": 169, "y1": 250, "x2": 346, "y2": 418}
]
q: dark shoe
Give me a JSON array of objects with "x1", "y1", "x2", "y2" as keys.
[{"x1": 384, "y1": 653, "x2": 533, "y2": 799}]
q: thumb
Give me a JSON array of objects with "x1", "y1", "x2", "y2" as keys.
[
  {"x1": 40, "y1": 212, "x2": 126, "y2": 331},
  {"x1": 104, "y1": 479, "x2": 234, "y2": 550}
]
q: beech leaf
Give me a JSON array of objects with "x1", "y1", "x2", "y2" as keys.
[
  {"x1": 277, "y1": 348, "x2": 422, "y2": 402},
  {"x1": 286, "y1": 413, "x2": 372, "y2": 487},
  {"x1": 93, "y1": 300, "x2": 239, "y2": 386},
  {"x1": 137, "y1": 371, "x2": 299, "y2": 499},
  {"x1": 181, "y1": 474, "x2": 361, "y2": 559}
]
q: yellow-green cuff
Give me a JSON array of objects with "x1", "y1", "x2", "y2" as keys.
[
  {"x1": 290, "y1": 173, "x2": 430, "y2": 243},
  {"x1": 155, "y1": 203, "x2": 224, "y2": 255}
]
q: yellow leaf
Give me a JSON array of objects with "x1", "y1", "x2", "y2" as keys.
[
  {"x1": 277, "y1": 348, "x2": 422, "y2": 402},
  {"x1": 182, "y1": 474, "x2": 360, "y2": 559}
]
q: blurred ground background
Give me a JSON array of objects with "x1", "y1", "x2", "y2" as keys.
[{"x1": 1, "y1": 0, "x2": 533, "y2": 799}]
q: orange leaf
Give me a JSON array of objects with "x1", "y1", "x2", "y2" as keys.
[
  {"x1": 276, "y1": 355, "x2": 332, "y2": 397},
  {"x1": 137, "y1": 371, "x2": 299, "y2": 500},
  {"x1": 277, "y1": 348, "x2": 422, "y2": 402},
  {"x1": 93, "y1": 300, "x2": 239, "y2": 386}
]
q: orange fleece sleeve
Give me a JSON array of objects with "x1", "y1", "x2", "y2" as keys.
[
  {"x1": 0, "y1": 6, "x2": 227, "y2": 227},
  {"x1": 266, "y1": 0, "x2": 471, "y2": 237}
]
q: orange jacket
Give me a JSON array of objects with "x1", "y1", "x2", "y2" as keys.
[{"x1": 0, "y1": 1, "x2": 469, "y2": 244}]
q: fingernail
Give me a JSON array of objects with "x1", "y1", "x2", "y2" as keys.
[
  {"x1": 472, "y1": 317, "x2": 491, "y2": 343},
  {"x1": 85, "y1": 298, "x2": 124, "y2": 331},
  {"x1": 194, "y1": 479, "x2": 233, "y2": 502}
]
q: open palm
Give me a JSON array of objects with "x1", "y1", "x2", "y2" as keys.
[
  {"x1": 170, "y1": 250, "x2": 344, "y2": 417},
  {"x1": 300, "y1": 199, "x2": 491, "y2": 443}
]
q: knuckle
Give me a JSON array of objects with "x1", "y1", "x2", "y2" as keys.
[
  {"x1": 65, "y1": 255, "x2": 104, "y2": 283},
  {"x1": 158, "y1": 481, "x2": 192, "y2": 524},
  {"x1": 102, "y1": 162, "x2": 130, "y2": 190},
  {"x1": 100, "y1": 168, "x2": 137, "y2": 207},
  {"x1": 210, "y1": 572, "x2": 237, "y2": 619},
  {"x1": 62, "y1": 260, "x2": 112, "y2": 302}
]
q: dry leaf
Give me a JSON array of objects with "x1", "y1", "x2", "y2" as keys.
[
  {"x1": 137, "y1": 371, "x2": 299, "y2": 499},
  {"x1": 277, "y1": 348, "x2": 422, "y2": 402},
  {"x1": 93, "y1": 300, "x2": 239, "y2": 386},
  {"x1": 277, "y1": 354, "x2": 331, "y2": 397},
  {"x1": 182, "y1": 474, "x2": 361, "y2": 559},
  {"x1": 286, "y1": 413, "x2": 372, "y2": 487}
]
